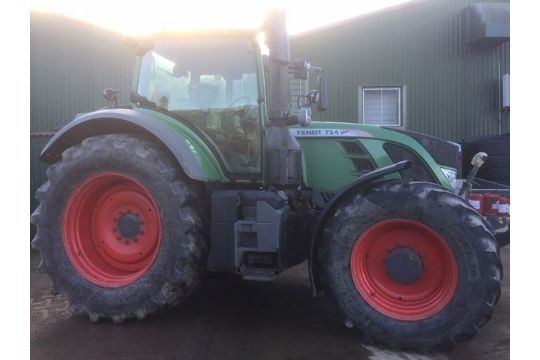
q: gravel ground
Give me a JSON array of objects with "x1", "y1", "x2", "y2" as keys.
[{"x1": 31, "y1": 246, "x2": 509, "y2": 360}]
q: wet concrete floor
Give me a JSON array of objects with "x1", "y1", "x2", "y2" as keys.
[{"x1": 31, "y1": 247, "x2": 509, "y2": 360}]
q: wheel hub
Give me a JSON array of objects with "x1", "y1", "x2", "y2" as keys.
[
  {"x1": 350, "y1": 219, "x2": 458, "y2": 320},
  {"x1": 63, "y1": 172, "x2": 161, "y2": 287},
  {"x1": 117, "y1": 212, "x2": 142, "y2": 240},
  {"x1": 385, "y1": 247, "x2": 422, "y2": 284}
]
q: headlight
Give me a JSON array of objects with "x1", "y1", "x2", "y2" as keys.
[{"x1": 441, "y1": 168, "x2": 458, "y2": 190}]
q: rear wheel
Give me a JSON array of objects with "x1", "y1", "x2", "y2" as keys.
[
  {"x1": 318, "y1": 180, "x2": 502, "y2": 350},
  {"x1": 31, "y1": 134, "x2": 208, "y2": 323}
]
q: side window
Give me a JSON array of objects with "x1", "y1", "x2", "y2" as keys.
[
  {"x1": 359, "y1": 87, "x2": 404, "y2": 126},
  {"x1": 231, "y1": 73, "x2": 258, "y2": 105},
  {"x1": 138, "y1": 51, "x2": 190, "y2": 108},
  {"x1": 136, "y1": 43, "x2": 262, "y2": 176},
  {"x1": 199, "y1": 75, "x2": 227, "y2": 106}
]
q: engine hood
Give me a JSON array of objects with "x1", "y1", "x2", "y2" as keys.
[{"x1": 290, "y1": 122, "x2": 455, "y2": 192}]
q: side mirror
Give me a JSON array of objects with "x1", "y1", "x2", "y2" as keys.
[{"x1": 317, "y1": 74, "x2": 328, "y2": 112}]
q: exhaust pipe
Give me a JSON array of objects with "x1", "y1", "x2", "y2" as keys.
[
  {"x1": 264, "y1": 9, "x2": 302, "y2": 187},
  {"x1": 265, "y1": 9, "x2": 291, "y2": 120}
]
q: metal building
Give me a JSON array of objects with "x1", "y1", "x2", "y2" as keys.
[
  {"x1": 291, "y1": 0, "x2": 510, "y2": 142},
  {"x1": 30, "y1": 12, "x2": 134, "y2": 214}
]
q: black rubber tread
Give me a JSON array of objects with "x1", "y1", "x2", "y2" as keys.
[
  {"x1": 31, "y1": 134, "x2": 209, "y2": 323},
  {"x1": 495, "y1": 229, "x2": 510, "y2": 248},
  {"x1": 462, "y1": 134, "x2": 510, "y2": 186},
  {"x1": 317, "y1": 180, "x2": 502, "y2": 351}
]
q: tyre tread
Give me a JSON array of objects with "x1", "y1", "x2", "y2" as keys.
[{"x1": 31, "y1": 134, "x2": 208, "y2": 323}]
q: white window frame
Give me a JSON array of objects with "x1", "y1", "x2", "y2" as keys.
[{"x1": 359, "y1": 86, "x2": 405, "y2": 127}]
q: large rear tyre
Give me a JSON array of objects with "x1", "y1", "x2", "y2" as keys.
[
  {"x1": 31, "y1": 134, "x2": 208, "y2": 323},
  {"x1": 318, "y1": 180, "x2": 502, "y2": 350}
]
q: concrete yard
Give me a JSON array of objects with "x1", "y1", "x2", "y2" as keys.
[{"x1": 31, "y1": 247, "x2": 509, "y2": 360}]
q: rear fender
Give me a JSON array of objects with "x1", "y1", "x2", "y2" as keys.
[{"x1": 40, "y1": 108, "x2": 226, "y2": 182}]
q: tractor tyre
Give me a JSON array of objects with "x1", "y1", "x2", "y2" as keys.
[
  {"x1": 318, "y1": 180, "x2": 502, "y2": 351},
  {"x1": 31, "y1": 134, "x2": 208, "y2": 323}
]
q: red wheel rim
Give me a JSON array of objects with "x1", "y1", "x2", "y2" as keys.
[
  {"x1": 63, "y1": 172, "x2": 161, "y2": 287},
  {"x1": 350, "y1": 219, "x2": 458, "y2": 321}
]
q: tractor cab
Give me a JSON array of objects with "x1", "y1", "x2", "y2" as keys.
[
  {"x1": 131, "y1": 27, "x2": 326, "y2": 183},
  {"x1": 134, "y1": 33, "x2": 265, "y2": 175}
]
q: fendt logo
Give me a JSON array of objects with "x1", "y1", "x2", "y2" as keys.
[{"x1": 290, "y1": 129, "x2": 373, "y2": 138}]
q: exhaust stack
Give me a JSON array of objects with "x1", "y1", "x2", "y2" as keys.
[{"x1": 264, "y1": 9, "x2": 302, "y2": 187}]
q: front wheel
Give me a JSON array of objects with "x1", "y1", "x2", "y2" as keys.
[{"x1": 318, "y1": 180, "x2": 502, "y2": 350}]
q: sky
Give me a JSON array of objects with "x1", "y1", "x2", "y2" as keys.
[{"x1": 30, "y1": 0, "x2": 414, "y2": 36}]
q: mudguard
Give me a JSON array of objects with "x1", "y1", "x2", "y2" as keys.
[
  {"x1": 40, "y1": 108, "x2": 226, "y2": 182},
  {"x1": 308, "y1": 160, "x2": 411, "y2": 296}
]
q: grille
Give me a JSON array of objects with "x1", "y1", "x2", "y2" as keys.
[
  {"x1": 339, "y1": 141, "x2": 367, "y2": 155},
  {"x1": 339, "y1": 141, "x2": 375, "y2": 174}
]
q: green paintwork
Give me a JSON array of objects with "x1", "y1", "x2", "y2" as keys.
[
  {"x1": 294, "y1": 122, "x2": 453, "y2": 192},
  {"x1": 122, "y1": 107, "x2": 454, "y2": 191},
  {"x1": 298, "y1": 139, "x2": 358, "y2": 191},
  {"x1": 133, "y1": 107, "x2": 227, "y2": 182},
  {"x1": 128, "y1": 108, "x2": 453, "y2": 190}
]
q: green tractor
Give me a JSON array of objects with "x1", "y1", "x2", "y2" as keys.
[{"x1": 31, "y1": 10, "x2": 501, "y2": 350}]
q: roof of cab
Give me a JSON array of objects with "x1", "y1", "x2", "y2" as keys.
[
  {"x1": 134, "y1": 28, "x2": 258, "y2": 41},
  {"x1": 126, "y1": 29, "x2": 260, "y2": 52}
]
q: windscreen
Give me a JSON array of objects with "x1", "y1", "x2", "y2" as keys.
[{"x1": 137, "y1": 38, "x2": 261, "y2": 174}]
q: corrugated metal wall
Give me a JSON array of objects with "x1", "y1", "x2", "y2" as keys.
[
  {"x1": 30, "y1": 12, "x2": 134, "y2": 212},
  {"x1": 291, "y1": 0, "x2": 510, "y2": 142}
]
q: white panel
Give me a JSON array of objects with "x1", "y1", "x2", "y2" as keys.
[{"x1": 362, "y1": 87, "x2": 400, "y2": 126}]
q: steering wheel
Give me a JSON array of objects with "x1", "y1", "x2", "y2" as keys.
[{"x1": 229, "y1": 96, "x2": 252, "y2": 107}]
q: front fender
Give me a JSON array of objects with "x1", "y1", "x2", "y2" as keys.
[
  {"x1": 40, "y1": 108, "x2": 226, "y2": 182},
  {"x1": 308, "y1": 161, "x2": 411, "y2": 296}
]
